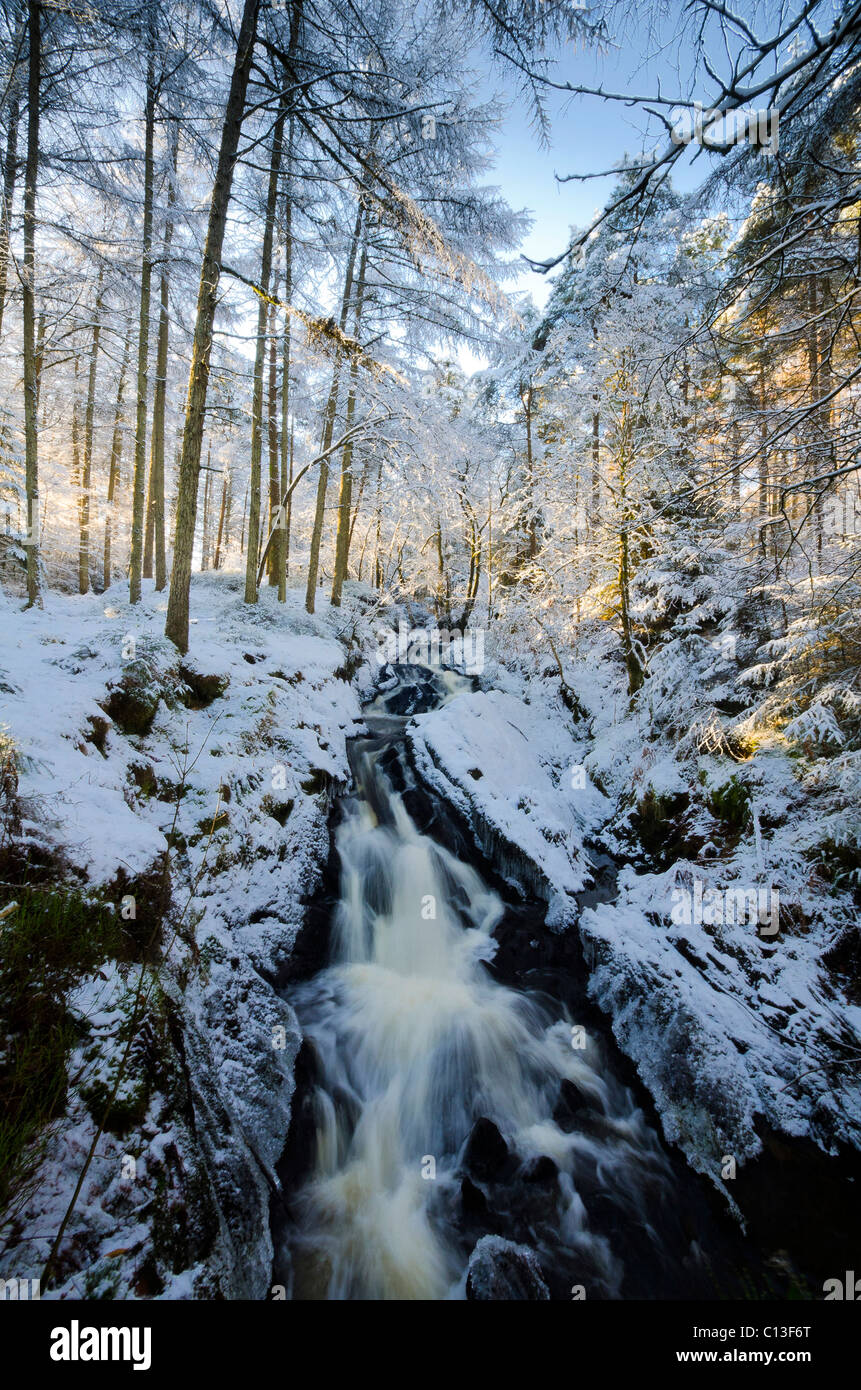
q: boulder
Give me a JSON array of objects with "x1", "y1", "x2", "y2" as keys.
[{"x1": 466, "y1": 1236, "x2": 550, "y2": 1301}]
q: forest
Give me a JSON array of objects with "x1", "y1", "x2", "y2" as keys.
[{"x1": 0, "y1": 0, "x2": 860, "y2": 1327}]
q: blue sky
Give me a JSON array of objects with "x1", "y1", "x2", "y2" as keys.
[{"x1": 481, "y1": 12, "x2": 713, "y2": 309}]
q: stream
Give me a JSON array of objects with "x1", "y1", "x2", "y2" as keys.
[{"x1": 275, "y1": 663, "x2": 756, "y2": 1300}]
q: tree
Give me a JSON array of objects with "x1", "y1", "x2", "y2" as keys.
[
  {"x1": 22, "y1": 0, "x2": 40, "y2": 607},
  {"x1": 165, "y1": 0, "x2": 261, "y2": 652}
]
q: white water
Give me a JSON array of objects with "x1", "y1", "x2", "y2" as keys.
[{"x1": 285, "y1": 675, "x2": 680, "y2": 1301}]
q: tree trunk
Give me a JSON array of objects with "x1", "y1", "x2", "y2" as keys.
[
  {"x1": 616, "y1": 398, "x2": 644, "y2": 695},
  {"x1": 22, "y1": 0, "x2": 40, "y2": 607},
  {"x1": 201, "y1": 456, "x2": 212, "y2": 570},
  {"x1": 79, "y1": 273, "x2": 104, "y2": 594},
  {"x1": 128, "y1": 46, "x2": 156, "y2": 604},
  {"x1": 278, "y1": 131, "x2": 294, "y2": 602},
  {"x1": 266, "y1": 285, "x2": 279, "y2": 585},
  {"x1": 71, "y1": 356, "x2": 81, "y2": 499},
  {"x1": 144, "y1": 119, "x2": 178, "y2": 590},
  {"x1": 244, "y1": 102, "x2": 285, "y2": 604},
  {"x1": 373, "y1": 458, "x2": 383, "y2": 587},
  {"x1": 104, "y1": 325, "x2": 132, "y2": 589},
  {"x1": 0, "y1": 93, "x2": 19, "y2": 342},
  {"x1": 757, "y1": 360, "x2": 770, "y2": 523},
  {"x1": 35, "y1": 307, "x2": 45, "y2": 416},
  {"x1": 165, "y1": 0, "x2": 261, "y2": 651},
  {"x1": 331, "y1": 241, "x2": 368, "y2": 606},
  {"x1": 213, "y1": 471, "x2": 229, "y2": 570},
  {"x1": 304, "y1": 200, "x2": 362, "y2": 613},
  {"x1": 590, "y1": 407, "x2": 600, "y2": 519},
  {"x1": 523, "y1": 381, "x2": 538, "y2": 559}
]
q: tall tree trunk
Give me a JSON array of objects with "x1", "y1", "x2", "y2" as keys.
[
  {"x1": 730, "y1": 418, "x2": 741, "y2": 509},
  {"x1": 79, "y1": 273, "x2": 104, "y2": 594},
  {"x1": 487, "y1": 485, "x2": 493, "y2": 621},
  {"x1": 144, "y1": 119, "x2": 178, "y2": 590},
  {"x1": 104, "y1": 324, "x2": 132, "y2": 589},
  {"x1": 757, "y1": 359, "x2": 770, "y2": 523},
  {"x1": 590, "y1": 406, "x2": 600, "y2": 518},
  {"x1": 244, "y1": 101, "x2": 285, "y2": 604},
  {"x1": 266, "y1": 284, "x2": 279, "y2": 584},
  {"x1": 200, "y1": 454, "x2": 212, "y2": 570},
  {"x1": 278, "y1": 131, "x2": 294, "y2": 602},
  {"x1": 304, "y1": 200, "x2": 362, "y2": 614},
  {"x1": 240, "y1": 483, "x2": 248, "y2": 555},
  {"x1": 128, "y1": 46, "x2": 156, "y2": 604},
  {"x1": 22, "y1": 0, "x2": 40, "y2": 606},
  {"x1": 523, "y1": 381, "x2": 538, "y2": 559},
  {"x1": 0, "y1": 93, "x2": 19, "y2": 342},
  {"x1": 165, "y1": 0, "x2": 261, "y2": 652},
  {"x1": 35, "y1": 307, "x2": 45, "y2": 415},
  {"x1": 331, "y1": 241, "x2": 368, "y2": 606},
  {"x1": 71, "y1": 356, "x2": 81, "y2": 499},
  {"x1": 616, "y1": 397, "x2": 644, "y2": 695},
  {"x1": 213, "y1": 471, "x2": 229, "y2": 570},
  {"x1": 373, "y1": 457, "x2": 383, "y2": 588}
]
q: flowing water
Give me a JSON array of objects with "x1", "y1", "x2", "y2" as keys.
[{"x1": 281, "y1": 665, "x2": 734, "y2": 1301}]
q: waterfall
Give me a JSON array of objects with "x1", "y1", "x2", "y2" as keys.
[{"x1": 280, "y1": 666, "x2": 697, "y2": 1300}]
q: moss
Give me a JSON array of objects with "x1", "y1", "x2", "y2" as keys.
[
  {"x1": 108, "y1": 862, "x2": 169, "y2": 959},
  {"x1": 178, "y1": 665, "x2": 230, "y2": 709},
  {"x1": 333, "y1": 651, "x2": 363, "y2": 682},
  {"x1": 102, "y1": 661, "x2": 162, "y2": 735},
  {"x1": 301, "y1": 769, "x2": 334, "y2": 796},
  {"x1": 84, "y1": 715, "x2": 111, "y2": 755},
  {"x1": 0, "y1": 887, "x2": 124, "y2": 1212},
  {"x1": 708, "y1": 775, "x2": 752, "y2": 833},
  {"x1": 808, "y1": 835, "x2": 861, "y2": 901},
  {"x1": 631, "y1": 787, "x2": 691, "y2": 862},
  {"x1": 81, "y1": 1074, "x2": 150, "y2": 1137},
  {"x1": 129, "y1": 762, "x2": 158, "y2": 798},
  {"x1": 81, "y1": 992, "x2": 171, "y2": 1138},
  {"x1": 261, "y1": 795, "x2": 294, "y2": 826}
]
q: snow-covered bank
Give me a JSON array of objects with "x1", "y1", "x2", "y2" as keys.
[
  {"x1": 408, "y1": 683, "x2": 609, "y2": 922},
  {"x1": 0, "y1": 575, "x2": 381, "y2": 1298},
  {"x1": 409, "y1": 639, "x2": 861, "y2": 1212}
]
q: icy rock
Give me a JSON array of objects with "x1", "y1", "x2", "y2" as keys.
[{"x1": 466, "y1": 1236, "x2": 550, "y2": 1301}]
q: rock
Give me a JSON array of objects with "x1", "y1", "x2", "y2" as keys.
[
  {"x1": 462, "y1": 1117, "x2": 509, "y2": 1182},
  {"x1": 460, "y1": 1176, "x2": 491, "y2": 1224},
  {"x1": 521, "y1": 1155, "x2": 559, "y2": 1186},
  {"x1": 553, "y1": 1078, "x2": 589, "y2": 1130},
  {"x1": 466, "y1": 1236, "x2": 550, "y2": 1300}
]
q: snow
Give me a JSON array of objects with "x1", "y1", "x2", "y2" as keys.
[
  {"x1": 0, "y1": 574, "x2": 384, "y2": 1299},
  {"x1": 2, "y1": 567, "x2": 860, "y2": 1294},
  {"x1": 409, "y1": 631, "x2": 861, "y2": 1191},
  {"x1": 409, "y1": 685, "x2": 609, "y2": 917}
]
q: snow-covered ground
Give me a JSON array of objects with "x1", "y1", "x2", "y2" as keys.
[
  {"x1": 414, "y1": 634, "x2": 861, "y2": 1198},
  {"x1": 0, "y1": 574, "x2": 384, "y2": 1298}
]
